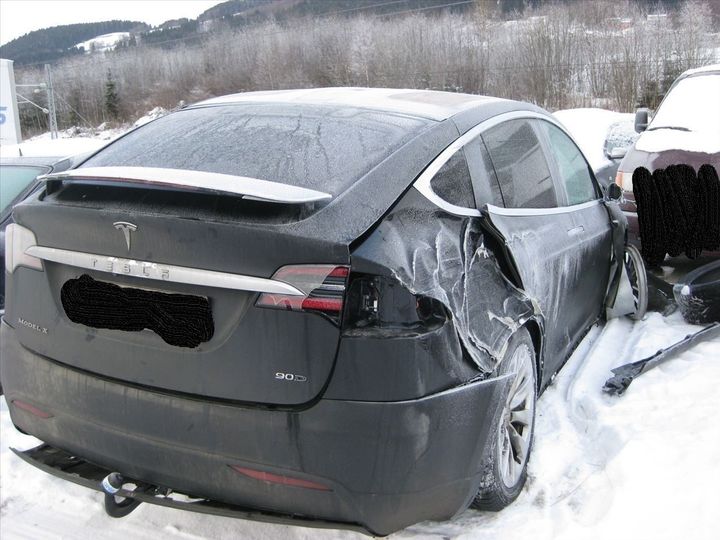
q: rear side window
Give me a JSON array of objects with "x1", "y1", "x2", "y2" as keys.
[
  {"x1": 1, "y1": 166, "x2": 45, "y2": 214},
  {"x1": 429, "y1": 150, "x2": 475, "y2": 208},
  {"x1": 535, "y1": 120, "x2": 597, "y2": 205},
  {"x1": 482, "y1": 119, "x2": 558, "y2": 209},
  {"x1": 81, "y1": 104, "x2": 431, "y2": 197},
  {"x1": 462, "y1": 137, "x2": 504, "y2": 207}
]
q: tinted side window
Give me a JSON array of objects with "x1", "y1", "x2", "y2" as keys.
[
  {"x1": 482, "y1": 119, "x2": 558, "y2": 209},
  {"x1": 463, "y1": 137, "x2": 505, "y2": 207},
  {"x1": 536, "y1": 120, "x2": 598, "y2": 205},
  {"x1": 429, "y1": 150, "x2": 475, "y2": 208}
]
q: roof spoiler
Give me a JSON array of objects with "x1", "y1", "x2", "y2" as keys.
[{"x1": 40, "y1": 166, "x2": 332, "y2": 204}]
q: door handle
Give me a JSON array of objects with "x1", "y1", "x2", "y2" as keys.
[{"x1": 567, "y1": 225, "x2": 584, "y2": 236}]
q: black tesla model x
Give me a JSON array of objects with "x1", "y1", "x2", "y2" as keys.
[{"x1": 2, "y1": 88, "x2": 626, "y2": 535}]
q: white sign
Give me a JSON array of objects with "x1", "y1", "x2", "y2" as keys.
[{"x1": 0, "y1": 59, "x2": 22, "y2": 145}]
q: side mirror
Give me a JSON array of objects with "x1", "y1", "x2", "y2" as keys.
[
  {"x1": 606, "y1": 182, "x2": 623, "y2": 201},
  {"x1": 634, "y1": 108, "x2": 650, "y2": 133},
  {"x1": 607, "y1": 146, "x2": 628, "y2": 160}
]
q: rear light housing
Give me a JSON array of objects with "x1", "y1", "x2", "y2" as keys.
[
  {"x1": 343, "y1": 274, "x2": 447, "y2": 333},
  {"x1": 256, "y1": 265, "x2": 349, "y2": 324},
  {"x1": 5, "y1": 223, "x2": 43, "y2": 273}
]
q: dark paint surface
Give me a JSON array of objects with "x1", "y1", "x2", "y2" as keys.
[{"x1": 1, "y1": 95, "x2": 621, "y2": 533}]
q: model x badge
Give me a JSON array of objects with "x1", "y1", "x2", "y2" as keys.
[{"x1": 113, "y1": 222, "x2": 137, "y2": 252}]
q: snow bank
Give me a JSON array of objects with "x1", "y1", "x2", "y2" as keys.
[
  {"x1": 1, "y1": 312, "x2": 718, "y2": 539},
  {"x1": 0, "y1": 107, "x2": 165, "y2": 159},
  {"x1": 134, "y1": 107, "x2": 168, "y2": 127},
  {"x1": 0, "y1": 127, "x2": 125, "y2": 159},
  {"x1": 553, "y1": 108, "x2": 635, "y2": 172}
]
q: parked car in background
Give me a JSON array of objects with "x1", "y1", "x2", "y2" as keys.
[
  {"x1": 1, "y1": 155, "x2": 79, "y2": 315},
  {"x1": 2, "y1": 88, "x2": 628, "y2": 535},
  {"x1": 553, "y1": 108, "x2": 637, "y2": 191},
  {"x1": 615, "y1": 64, "x2": 720, "y2": 247}
]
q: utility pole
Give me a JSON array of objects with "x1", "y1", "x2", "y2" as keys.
[{"x1": 44, "y1": 64, "x2": 58, "y2": 139}]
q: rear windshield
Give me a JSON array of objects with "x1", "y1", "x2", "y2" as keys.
[{"x1": 81, "y1": 103, "x2": 432, "y2": 196}]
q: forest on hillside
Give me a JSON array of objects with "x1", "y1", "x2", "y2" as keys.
[{"x1": 12, "y1": 0, "x2": 718, "y2": 135}]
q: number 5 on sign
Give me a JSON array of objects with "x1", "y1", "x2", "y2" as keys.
[{"x1": 0, "y1": 58, "x2": 23, "y2": 144}]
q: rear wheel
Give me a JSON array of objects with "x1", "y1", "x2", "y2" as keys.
[{"x1": 472, "y1": 329, "x2": 536, "y2": 510}]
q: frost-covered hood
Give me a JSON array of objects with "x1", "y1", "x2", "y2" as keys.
[{"x1": 635, "y1": 129, "x2": 720, "y2": 155}]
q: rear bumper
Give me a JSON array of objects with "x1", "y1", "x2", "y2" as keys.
[{"x1": 0, "y1": 320, "x2": 510, "y2": 535}]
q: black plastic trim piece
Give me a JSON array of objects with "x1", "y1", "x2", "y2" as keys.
[{"x1": 12, "y1": 444, "x2": 371, "y2": 536}]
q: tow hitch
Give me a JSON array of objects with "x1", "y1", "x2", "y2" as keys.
[
  {"x1": 603, "y1": 322, "x2": 720, "y2": 395},
  {"x1": 101, "y1": 472, "x2": 147, "y2": 518}
]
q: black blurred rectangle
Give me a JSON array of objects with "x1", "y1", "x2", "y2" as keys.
[{"x1": 61, "y1": 274, "x2": 214, "y2": 348}]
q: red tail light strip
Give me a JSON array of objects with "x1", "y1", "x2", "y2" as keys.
[
  {"x1": 256, "y1": 265, "x2": 349, "y2": 321},
  {"x1": 230, "y1": 465, "x2": 331, "y2": 491},
  {"x1": 11, "y1": 399, "x2": 53, "y2": 419}
]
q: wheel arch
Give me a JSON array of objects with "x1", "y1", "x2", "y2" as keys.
[{"x1": 521, "y1": 319, "x2": 544, "y2": 392}]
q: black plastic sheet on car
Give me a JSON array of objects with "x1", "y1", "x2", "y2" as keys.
[{"x1": 61, "y1": 274, "x2": 214, "y2": 348}]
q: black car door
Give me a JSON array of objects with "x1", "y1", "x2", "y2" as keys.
[
  {"x1": 480, "y1": 118, "x2": 591, "y2": 382},
  {"x1": 533, "y1": 119, "x2": 613, "y2": 338}
]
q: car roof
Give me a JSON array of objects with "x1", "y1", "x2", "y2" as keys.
[
  {"x1": 193, "y1": 87, "x2": 513, "y2": 122},
  {"x1": 680, "y1": 64, "x2": 720, "y2": 78}
]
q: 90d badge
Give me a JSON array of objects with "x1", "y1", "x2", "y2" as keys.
[{"x1": 275, "y1": 372, "x2": 307, "y2": 382}]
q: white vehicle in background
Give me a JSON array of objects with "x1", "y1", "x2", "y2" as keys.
[
  {"x1": 615, "y1": 64, "x2": 720, "y2": 246},
  {"x1": 553, "y1": 108, "x2": 637, "y2": 190}
]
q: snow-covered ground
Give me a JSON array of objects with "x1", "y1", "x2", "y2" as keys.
[
  {"x1": 1, "y1": 312, "x2": 718, "y2": 539},
  {"x1": 0, "y1": 108, "x2": 167, "y2": 160},
  {"x1": 0, "y1": 127, "x2": 123, "y2": 159}
]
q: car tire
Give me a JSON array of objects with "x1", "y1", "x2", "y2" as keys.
[
  {"x1": 471, "y1": 328, "x2": 537, "y2": 511},
  {"x1": 624, "y1": 243, "x2": 648, "y2": 320}
]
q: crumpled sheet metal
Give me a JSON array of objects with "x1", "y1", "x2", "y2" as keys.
[{"x1": 354, "y1": 203, "x2": 539, "y2": 373}]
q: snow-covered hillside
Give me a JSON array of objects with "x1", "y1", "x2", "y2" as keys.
[
  {"x1": 1, "y1": 312, "x2": 718, "y2": 539},
  {"x1": 74, "y1": 32, "x2": 131, "y2": 53}
]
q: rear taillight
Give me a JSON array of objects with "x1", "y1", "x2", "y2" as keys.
[
  {"x1": 256, "y1": 265, "x2": 349, "y2": 323},
  {"x1": 5, "y1": 223, "x2": 43, "y2": 273}
]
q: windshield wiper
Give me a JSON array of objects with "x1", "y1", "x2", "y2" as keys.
[{"x1": 646, "y1": 126, "x2": 691, "y2": 132}]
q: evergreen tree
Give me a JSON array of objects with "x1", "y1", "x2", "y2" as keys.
[{"x1": 104, "y1": 69, "x2": 120, "y2": 120}]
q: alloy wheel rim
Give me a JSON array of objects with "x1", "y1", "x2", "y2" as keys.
[{"x1": 498, "y1": 344, "x2": 535, "y2": 488}]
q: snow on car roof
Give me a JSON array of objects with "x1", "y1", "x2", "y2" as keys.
[
  {"x1": 194, "y1": 87, "x2": 506, "y2": 121},
  {"x1": 680, "y1": 63, "x2": 720, "y2": 78},
  {"x1": 636, "y1": 70, "x2": 720, "y2": 154}
]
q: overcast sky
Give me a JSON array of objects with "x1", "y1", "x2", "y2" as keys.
[{"x1": 0, "y1": 0, "x2": 223, "y2": 46}]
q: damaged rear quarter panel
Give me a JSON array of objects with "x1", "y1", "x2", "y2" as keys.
[{"x1": 350, "y1": 189, "x2": 541, "y2": 377}]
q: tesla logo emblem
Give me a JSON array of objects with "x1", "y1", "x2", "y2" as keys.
[{"x1": 113, "y1": 221, "x2": 137, "y2": 252}]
